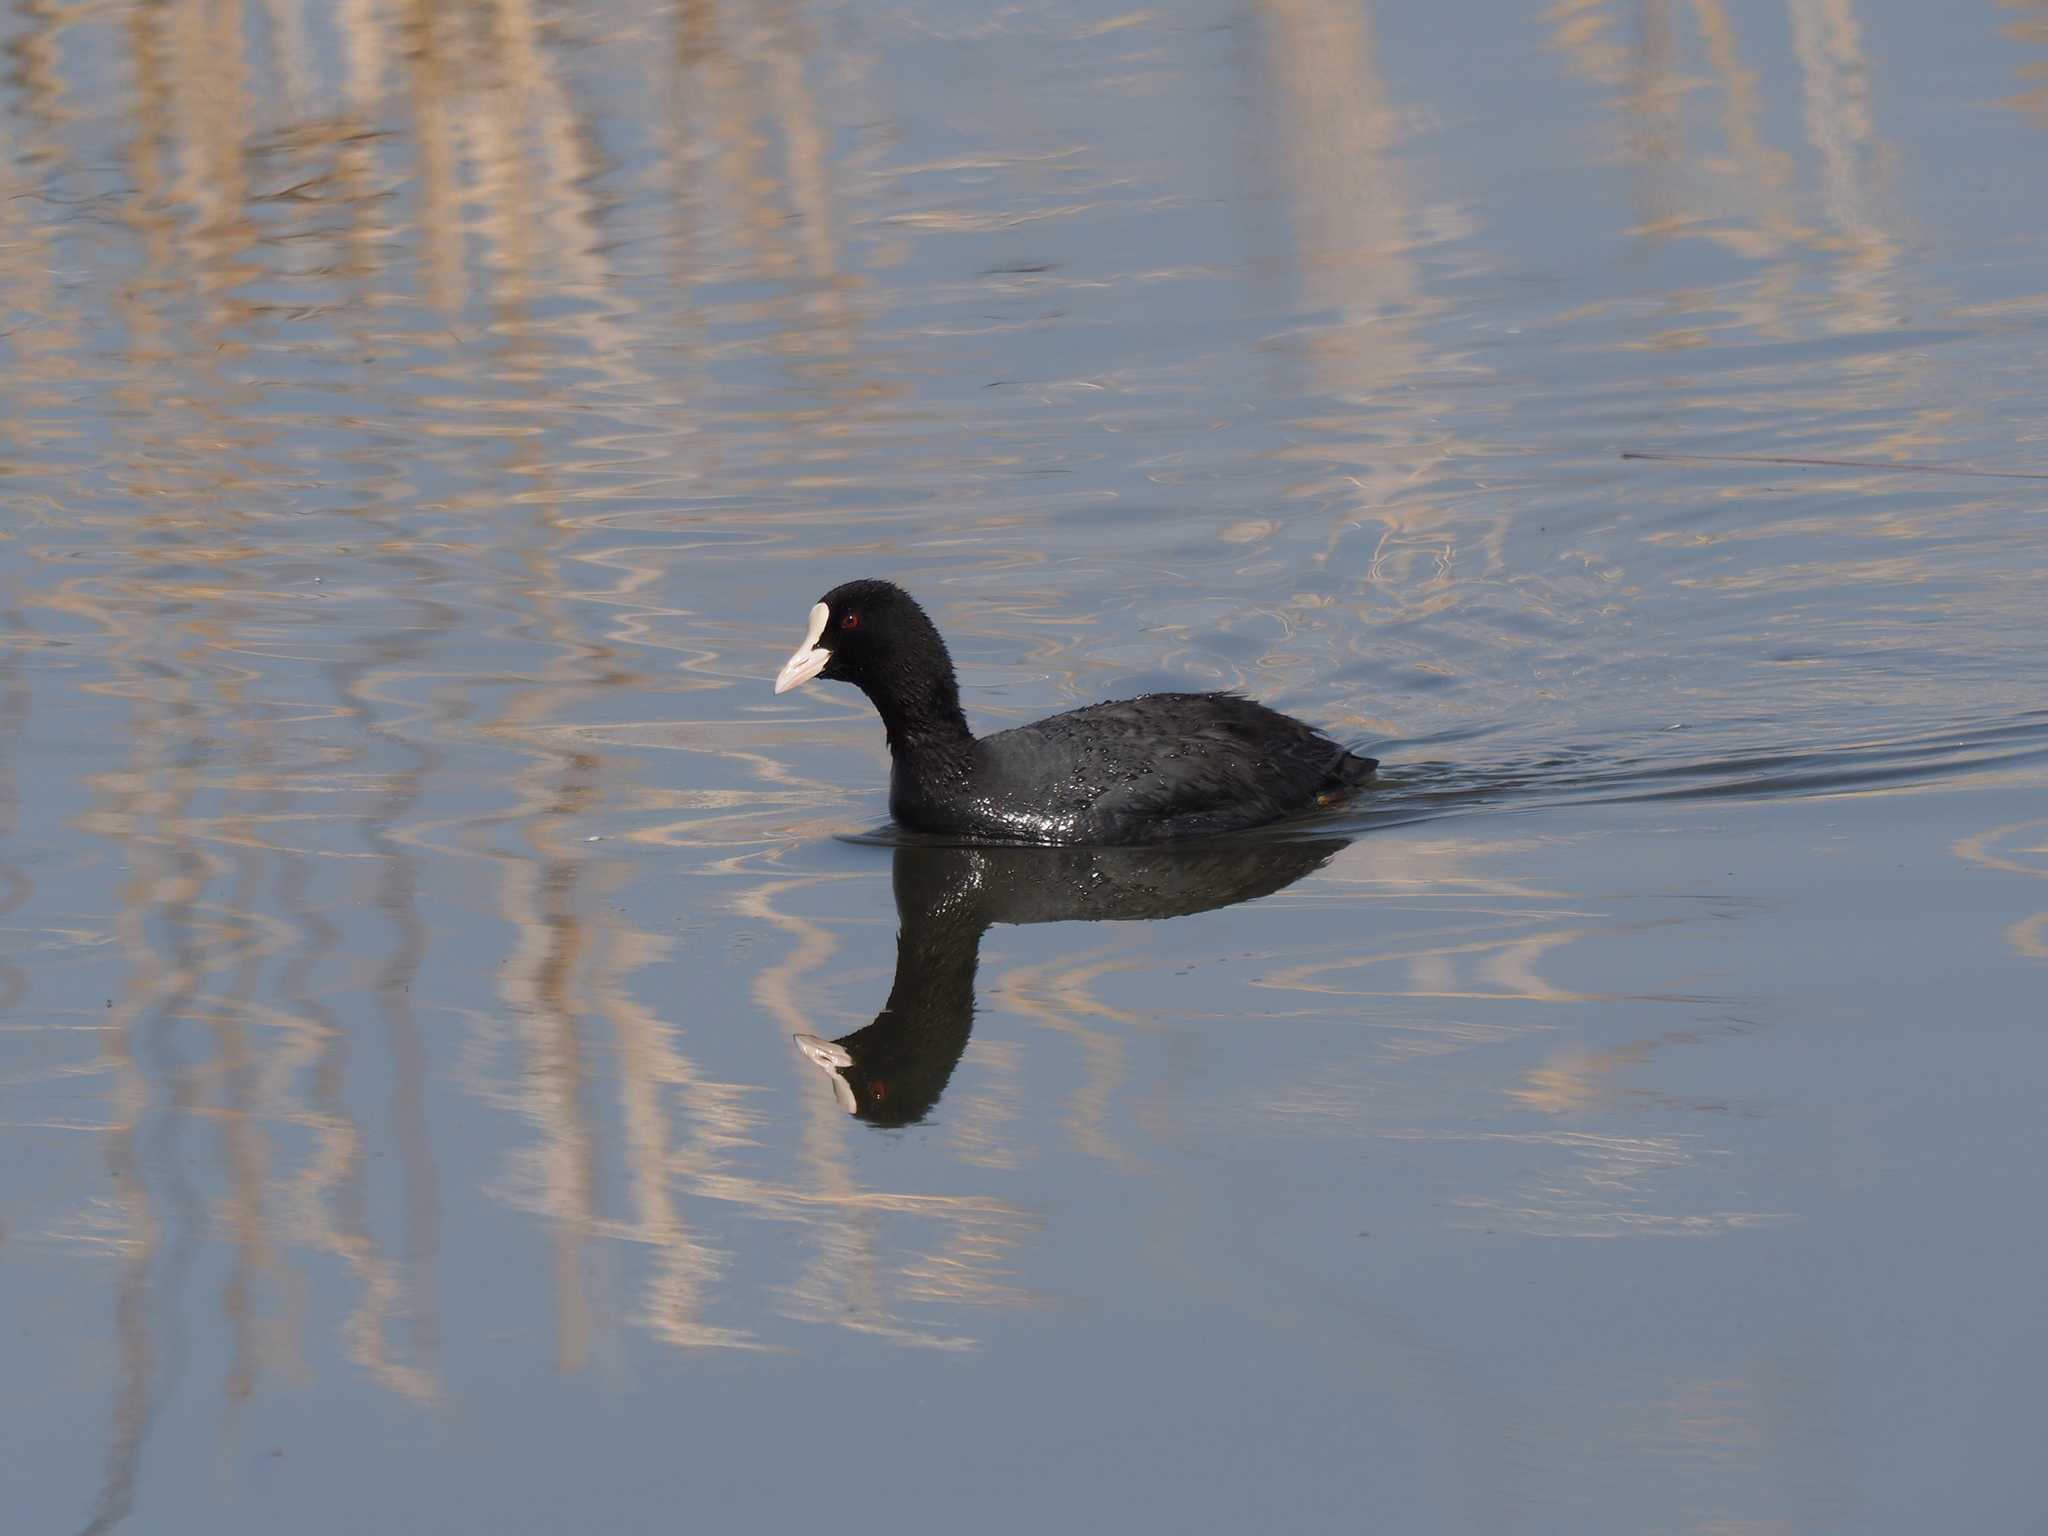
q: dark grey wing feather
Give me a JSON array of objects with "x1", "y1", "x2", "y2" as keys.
[{"x1": 977, "y1": 693, "x2": 1372, "y2": 842}]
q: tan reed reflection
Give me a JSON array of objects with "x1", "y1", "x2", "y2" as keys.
[
  {"x1": 1999, "y1": 0, "x2": 2048, "y2": 125},
  {"x1": 1230, "y1": 838, "x2": 1789, "y2": 1240},
  {"x1": 1544, "y1": 0, "x2": 1905, "y2": 337},
  {"x1": 20, "y1": 0, "x2": 922, "y2": 1388},
  {"x1": 36, "y1": 483, "x2": 456, "y2": 1507},
  {"x1": 445, "y1": 3, "x2": 822, "y2": 1352},
  {"x1": 737, "y1": 872, "x2": 1037, "y2": 1346},
  {"x1": 1627, "y1": 0, "x2": 1688, "y2": 238},
  {"x1": 591, "y1": 924, "x2": 766, "y2": 1353},
  {"x1": 47, "y1": 568, "x2": 208, "y2": 1534},
  {"x1": 1951, "y1": 819, "x2": 2048, "y2": 963},
  {"x1": 20, "y1": 0, "x2": 336, "y2": 1436},
  {"x1": 1545, "y1": 0, "x2": 1634, "y2": 89},
  {"x1": 1509, "y1": 1039, "x2": 1655, "y2": 1116},
  {"x1": 474, "y1": 0, "x2": 622, "y2": 319},
  {"x1": 1251, "y1": 0, "x2": 1505, "y2": 726},
  {"x1": 944, "y1": 1037, "x2": 1026, "y2": 1170},
  {"x1": 6, "y1": 0, "x2": 508, "y2": 1486},
  {"x1": 983, "y1": 944, "x2": 1150, "y2": 1174},
  {"x1": 453, "y1": 265, "x2": 633, "y2": 1376},
  {"x1": 670, "y1": 0, "x2": 874, "y2": 418},
  {"x1": 18, "y1": 13, "x2": 201, "y2": 1520},
  {"x1": 403, "y1": 0, "x2": 465, "y2": 312},
  {"x1": 771, "y1": 832, "x2": 1779, "y2": 1252},
  {"x1": 1509, "y1": 1009, "x2": 1762, "y2": 1116},
  {"x1": 762, "y1": 0, "x2": 845, "y2": 297},
  {"x1": 169, "y1": 0, "x2": 263, "y2": 325},
  {"x1": 1259, "y1": 912, "x2": 1598, "y2": 1005},
  {"x1": 247, "y1": 0, "x2": 465, "y2": 1392},
  {"x1": 448, "y1": 145, "x2": 729, "y2": 1375},
  {"x1": 256, "y1": 0, "x2": 648, "y2": 1384},
  {"x1": 1786, "y1": 0, "x2": 1902, "y2": 330},
  {"x1": 744, "y1": 878, "x2": 904, "y2": 1342},
  {"x1": 172, "y1": 0, "x2": 455, "y2": 1411},
  {"x1": 487, "y1": 754, "x2": 607, "y2": 1375},
  {"x1": 0, "y1": 8, "x2": 82, "y2": 370},
  {"x1": 478, "y1": 743, "x2": 780, "y2": 1364},
  {"x1": 1687, "y1": 0, "x2": 1804, "y2": 331},
  {"x1": 279, "y1": 833, "x2": 442, "y2": 1405},
  {"x1": 209, "y1": 842, "x2": 285, "y2": 1418},
  {"x1": 1254, "y1": 0, "x2": 1439, "y2": 401},
  {"x1": 1545, "y1": 0, "x2": 1719, "y2": 242},
  {"x1": 676, "y1": 0, "x2": 798, "y2": 282},
  {"x1": 301, "y1": 596, "x2": 455, "y2": 1405},
  {"x1": 421, "y1": 596, "x2": 781, "y2": 1358},
  {"x1": 0, "y1": 599, "x2": 30, "y2": 1017}
]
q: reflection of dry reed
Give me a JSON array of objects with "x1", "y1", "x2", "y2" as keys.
[
  {"x1": 1, "y1": 6, "x2": 2023, "y2": 1530},
  {"x1": 421, "y1": 0, "x2": 895, "y2": 1372},
  {"x1": 0, "y1": 602, "x2": 29, "y2": 1012},
  {"x1": 64, "y1": 595, "x2": 205, "y2": 1533},
  {"x1": 1261, "y1": 918, "x2": 1596, "y2": 1004},
  {"x1": 1228, "y1": 840, "x2": 1789, "y2": 1243},
  {"x1": 740, "y1": 875, "x2": 1037, "y2": 1347},
  {"x1": 438, "y1": 0, "x2": 980, "y2": 1335},
  {"x1": 40, "y1": 409, "x2": 451, "y2": 1527},
  {"x1": 404, "y1": 0, "x2": 465, "y2": 312},
  {"x1": 986, "y1": 943, "x2": 1149, "y2": 1173},
  {"x1": 1545, "y1": 0, "x2": 1904, "y2": 336},
  {"x1": 944, "y1": 1036, "x2": 1026, "y2": 1169},
  {"x1": 2000, "y1": 1, "x2": 2048, "y2": 125},
  {"x1": 1509, "y1": 1040, "x2": 1655, "y2": 1115},
  {"x1": 1545, "y1": 0, "x2": 1633, "y2": 88},
  {"x1": 282, "y1": 850, "x2": 440, "y2": 1405},
  {"x1": 1685, "y1": 0, "x2": 1807, "y2": 337},
  {"x1": 1544, "y1": 0, "x2": 1691, "y2": 238},
  {"x1": 329, "y1": 622, "x2": 450, "y2": 1404},
  {"x1": 1787, "y1": 0, "x2": 1900, "y2": 329},
  {"x1": 1258, "y1": 0, "x2": 1428, "y2": 392},
  {"x1": 1627, "y1": 0, "x2": 1688, "y2": 237},
  {"x1": 1253, "y1": 0, "x2": 1506, "y2": 721},
  {"x1": 490, "y1": 763, "x2": 608, "y2": 1375},
  {"x1": 1952, "y1": 820, "x2": 2048, "y2": 963},
  {"x1": 596, "y1": 929, "x2": 764, "y2": 1352}
]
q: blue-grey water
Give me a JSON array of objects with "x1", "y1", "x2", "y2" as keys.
[{"x1": 4, "y1": 1, "x2": 2047, "y2": 1531}]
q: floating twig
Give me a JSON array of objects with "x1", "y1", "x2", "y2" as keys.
[{"x1": 1622, "y1": 450, "x2": 2048, "y2": 482}]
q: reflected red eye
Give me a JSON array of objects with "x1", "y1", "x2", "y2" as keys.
[{"x1": 840, "y1": 613, "x2": 859, "y2": 630}]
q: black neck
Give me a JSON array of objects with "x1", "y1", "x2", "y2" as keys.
[{"x1": 857, "y1": 648, "x2": 972, "y2": 757}]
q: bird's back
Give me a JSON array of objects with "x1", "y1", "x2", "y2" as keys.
[{"x1": 960, "y1": 691, "x2": 1374, "y2": 844}]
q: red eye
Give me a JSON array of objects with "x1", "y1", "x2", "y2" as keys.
[{"x1": 840, "y1": 613, "x2": 859, "y2": 630}]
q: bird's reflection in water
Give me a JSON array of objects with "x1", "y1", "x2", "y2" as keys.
[{"x1": 795, "y1": 838, "x2": 1347, "y2": 1125}]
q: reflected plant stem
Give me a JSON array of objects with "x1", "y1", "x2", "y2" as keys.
[{"x1": 0, "y1": 598, "x2": 30, "y2": 1014}]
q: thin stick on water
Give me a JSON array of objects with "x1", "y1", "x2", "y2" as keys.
[{"x1": 1621, "y1": 450, "x2": 2048, "y2": 482}]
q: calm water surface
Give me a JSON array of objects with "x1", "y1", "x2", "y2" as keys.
[{"x1": 4, "y1": 1, "x2": 2047, "y2": 1531}]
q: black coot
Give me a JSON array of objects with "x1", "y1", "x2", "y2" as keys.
[{"x1": 773, "y1": 579, "x2": 1377, "y2": 844}]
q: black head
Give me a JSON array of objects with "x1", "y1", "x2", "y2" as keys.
[{"x1": 771, "y1": 578, "x2": 968, "y2": 749}]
